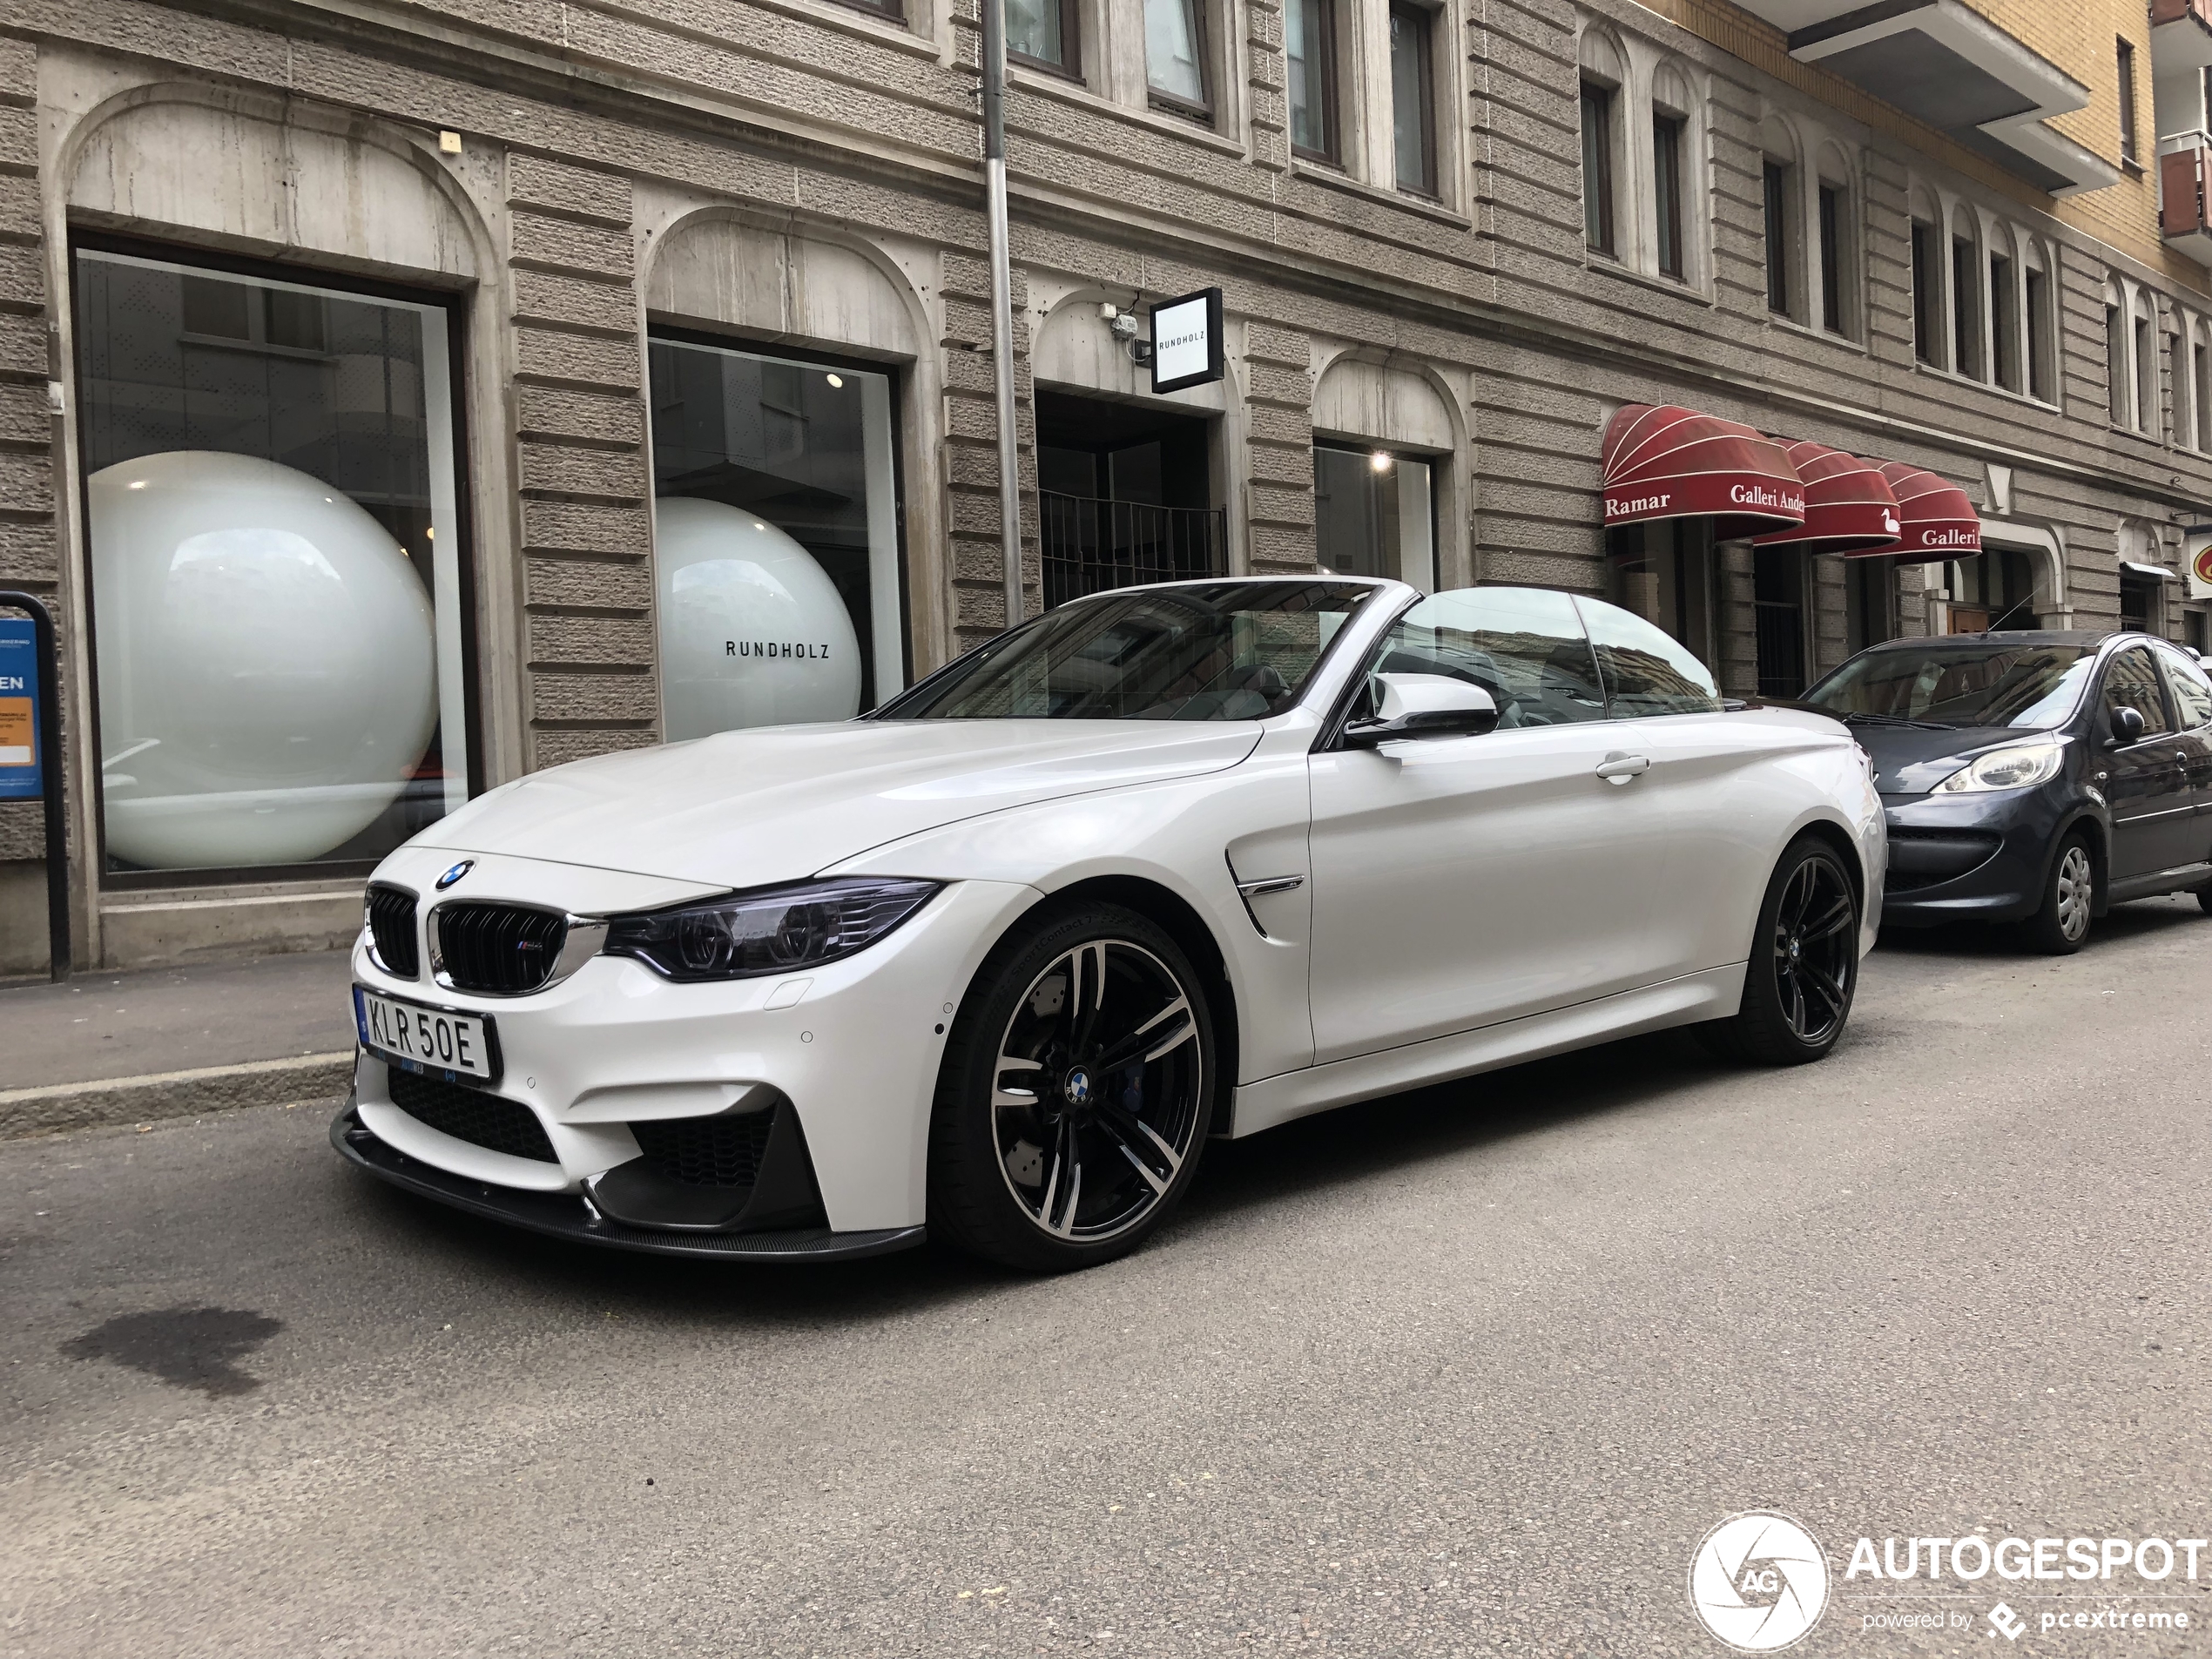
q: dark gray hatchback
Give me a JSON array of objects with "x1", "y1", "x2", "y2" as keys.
[{"x1": 1800, "y1": 631, "x2": 2212, "y2": 953}]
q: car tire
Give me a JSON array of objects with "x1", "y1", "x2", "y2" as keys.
[
  {"x1": 2021, "y1": 833, "x2": 2094, "y2": 955},
  {"x1": 927, "y1": 901, "x2": 1217, "y2": 1272},
  {"x1": 2196, "y1": 884, "x2": 2212, "y2": 917},
  {"x1": 1701, "y1": 835, "x2": 1861, "y2": 1067}
]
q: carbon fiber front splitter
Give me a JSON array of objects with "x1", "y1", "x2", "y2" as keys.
[{"x1": 330, "y1": 1102, "x2": 926, "y2": 1263}]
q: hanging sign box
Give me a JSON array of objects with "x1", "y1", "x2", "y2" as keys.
[
  {"x1": 0, "y1": 618, "x2": 38, "y2": 799},
  {"x1": 1150, "y1": 287, "x2": 1224, "y2": 395},
  {"x1": 2187, "y1": 523, "x2": 2212, "y2": 601}
]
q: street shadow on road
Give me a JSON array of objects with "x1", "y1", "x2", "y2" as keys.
[
  {"x1": 1871, "y1": 893, "x2": 2204, "y2": 960},
  {"x1": 345, "y1": 1025, "x2": 1734, "y2": 1325}
]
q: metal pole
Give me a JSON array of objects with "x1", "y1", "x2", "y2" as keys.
[
  {"x1": 0, "y1": 590, "x2": 68, "y2": 981},
  {"x1": 980, "y1": 0, "x2": 1023, "y2": 629}
]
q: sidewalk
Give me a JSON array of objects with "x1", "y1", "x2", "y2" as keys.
[{"x1": 0, "y1": 951, "x2": 357, "y2": 1137}]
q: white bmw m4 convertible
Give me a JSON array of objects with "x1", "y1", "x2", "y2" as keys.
[{"x1": 335, "y1": 578, "x2": 1885, "y2": 1271}]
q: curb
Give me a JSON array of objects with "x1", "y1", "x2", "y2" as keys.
[{"x1": 0, "y1": 1051, "x2": 356, "y2": 1139}]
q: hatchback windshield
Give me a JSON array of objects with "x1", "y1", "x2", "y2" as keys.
[
  {"x1": 880, "y1": 582, "x2": 1377, "y2": 720},
  {"x1": 1804, "y1": 643, "x2": 2096, "y2": 729}
]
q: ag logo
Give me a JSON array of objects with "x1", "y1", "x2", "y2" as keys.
[{"x1": 1689, "y1": 1511, "x2": 1830, "y2": 1652}]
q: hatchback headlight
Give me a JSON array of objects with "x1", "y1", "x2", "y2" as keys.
[
  {"x1": 1932, "y1": 738, "x2": 2067, "y2": 794},
  {"x1": 604, "y1": 878, "x2": 940, "y2": 981}
]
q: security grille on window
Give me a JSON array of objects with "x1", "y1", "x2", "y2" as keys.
[{"x1": 73, "y1": 247, "x2": 469, "y2": 879}]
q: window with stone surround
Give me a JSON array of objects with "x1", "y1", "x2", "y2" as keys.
[{"x1": 71, "y1": 243, "x2": 471, "y2": 883}]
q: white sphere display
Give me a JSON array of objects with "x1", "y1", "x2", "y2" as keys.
[
  {"x1": 655, "y1": 496, "x2": 862, "y2": 739},
  {"x1": 88, "y1": 451, "x2": 438, "y2": 869}
]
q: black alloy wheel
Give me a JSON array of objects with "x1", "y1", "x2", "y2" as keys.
[
  {"x1": 929, "y1": 903, "x2": 1215, "y2": 1271},
  {"x1": 1702, "y1": 836, "x2": 1860, "y2": 1066}
]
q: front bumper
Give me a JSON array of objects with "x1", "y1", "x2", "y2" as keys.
[
  {"x1": 1878, "y1": 785, "x2": 2076, "y2": 927},
  {"x1": 343, "y1": 856, "x2": 1042, "y2": 1232},
  {"x1": 332, "y1": 1102, "x2": 925, "y2": 1261}
]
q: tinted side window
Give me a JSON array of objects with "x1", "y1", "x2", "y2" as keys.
[
  {"x1": 1369, "y1": 587, "x2": 1605, "y2": 727},
  {"x1": 2100, "y1": 648, "x2": 2174, "y2": 738},
  {"x1": 2155, "y1": 646, "x2": 2212, "y2": 730},
  {"x1": 1575, "y1": 596, "x2": 1723, "y2": 718}
]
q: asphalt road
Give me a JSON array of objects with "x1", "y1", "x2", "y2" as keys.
[{"x1": 4, "y1": 900, "x2": 2209, "y2": 1658}]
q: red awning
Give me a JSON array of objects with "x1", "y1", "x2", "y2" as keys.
[
  {"x1": 1874, "y1": 464, "x2": 1982, "y2": 558},
  {"x1": 1751, "y1": 442, "x2": 1902, "y2": 554},
  {"x1": 1602, "y1": 404, "x2": 1805, "y2": 540}
]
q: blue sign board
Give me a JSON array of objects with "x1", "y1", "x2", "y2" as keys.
[{"x1": 0, "y1": 618, "x2": 39, "y2": 800}]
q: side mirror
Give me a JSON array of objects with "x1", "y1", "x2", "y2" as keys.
[
  {"x1": 1343, "y1": 673, "x2": 1500, "y2": 748},
  {"x1": 2107, "y1": 704, "x2": 2146, "y2": 747}
]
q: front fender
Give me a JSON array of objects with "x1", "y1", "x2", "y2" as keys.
[{"x1": 823, "y1": 756, "x2": 1317, "y2": 1083}]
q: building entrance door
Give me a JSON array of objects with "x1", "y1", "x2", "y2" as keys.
[{"x1": 1035, "y1": 392, "x2": 1224, "y2": 606}]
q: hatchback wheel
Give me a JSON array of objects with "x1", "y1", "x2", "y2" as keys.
[
  {"x1": 929, "y1": 902, "x2": 1215, "y2": 1271},
  {"x1": 1703, "y1": 836, "x2": 1860, "y2": 1066},
  {"x1": 2023, "y1": 833, "x2": 2094, "y2": 955}
]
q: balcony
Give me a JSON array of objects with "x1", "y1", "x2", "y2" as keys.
[
  {"x1": 2161, "y1": 135, "x2": 2212, "y2": 265},
  {"x1": 1731, "y1": 0, "x2": 2119, "y2": 196},
  {"x1": 1037, "y1": 494, "x2": 1227, "y2": 610},
  {"x1": 2153, "y1": 0, "x2": 2211, "y2": 37}
]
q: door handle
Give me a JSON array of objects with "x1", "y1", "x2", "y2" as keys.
[{"x1": 1595, "y1": 752, "x2": 1651, "y2": 784}]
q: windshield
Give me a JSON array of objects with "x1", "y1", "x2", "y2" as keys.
[
  {"x1": 1804, "y1": 643, "x2": 2096, "y2": 729},
  {"x1": 879, "y1": 582, "x2": 1378, "y2": 721}
]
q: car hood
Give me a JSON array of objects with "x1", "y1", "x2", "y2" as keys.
[
  {"x1": 1851, "y1": 723, "x2": 2052, "y2": 795},
  {"x1": 408, "y1": 719, "x2": 1263, "y2": 889}
]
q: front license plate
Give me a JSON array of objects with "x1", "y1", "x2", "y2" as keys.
[{"x1": 354, "y1": 987, "x2": 500, "y2": 1083}]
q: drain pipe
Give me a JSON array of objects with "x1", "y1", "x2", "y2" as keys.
[{"x1": 981, "y1": 0, "x2": 1022, "y2": 629}]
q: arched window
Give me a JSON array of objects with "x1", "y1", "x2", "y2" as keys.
[
  {"x1": 1910, "y1": 184, "x2": 1946, "y2": 368},
  {"x1": 1649, "y1": 61, "x2": 1696, "y2": 284},
  {"x1": 1578, "y1": 30, "x2": 1628, "y2": 259},
  {"x1": 2103, "y1": 275, "x2": 2128, "y2": 428},
  {"x1": 1759, "y1": 114, "x2": 1803, "y2": 323},
  {"x1": 2023, "y1": 237, "x2": 2055, "y2": 404},
  {"x1": 2132, "y1": 287, "x2": 2158, "y2": 436},
  {"x1": 1986, "y1": 221, "x2": 2020, "y2": 392},
  {"x1": 1814, "y1": 140, "x2": 1857, "y2": 339},
  {"x1": 2169, "y1": 311, "x2": 2194, "y2": 450},
  {"x1": 1948, "y1": 204, "x2": 1984, "y2": 381}
]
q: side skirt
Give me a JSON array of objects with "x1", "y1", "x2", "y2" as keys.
[{"x1": 1228, "y1": 962, "x2": 1748, "y2": 1139}]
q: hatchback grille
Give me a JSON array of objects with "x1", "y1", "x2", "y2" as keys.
[
  {"x1": 387, "y1": 1069, "x2": 556, "y2": 1163},
  {"x1": 629, "y1": 1113, "x2": 773, "y2": 1189},
  {"x1": 433, "y1": 902, "x2": 568, "y2": 995},
  {"x1": 366, "y1": 885, "x2": 419, "y2": 979}
]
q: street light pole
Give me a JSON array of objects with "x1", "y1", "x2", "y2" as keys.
[{"x1": 980, "y1": 0, "x2": 1023, "y2": 630}]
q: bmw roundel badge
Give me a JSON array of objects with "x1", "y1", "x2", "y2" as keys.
[{"x1": 435, "y1": 860, "x2": 475, "y2": 891}]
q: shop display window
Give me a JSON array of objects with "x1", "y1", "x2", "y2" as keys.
[
  {"x1": 72, "y1": 246, "x2": 469, "y2": 880},
  {"x1": 648, "y1": 337, "x2": 904, "y2": 739},
  {"x1": 1314, "y1": 444, "x2": 1434, "y2": 591},
  {"x1": 1607, "y1": 516, "x2": 1716, "y2": 674}
]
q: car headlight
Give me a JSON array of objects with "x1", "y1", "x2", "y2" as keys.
[
  {"x1": 604, "y1": 878, "x2": 941, "y2": 981},
  {"x1": 1932, "y1": 738, "x2": 2067, "y2": 794}
]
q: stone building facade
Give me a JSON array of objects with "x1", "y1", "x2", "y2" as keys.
[{"x1": 1, "y1": 0, "x2": 2208, "y2": 971}]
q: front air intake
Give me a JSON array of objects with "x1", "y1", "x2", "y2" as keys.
[
  {"x1": 431, "y1": 902, "x2": 570, "y2": 996},
  {"x1": 366, "y1": 885, "x2": 419, "y2": 979},
  {"x1": 386, "y1": 1069, "x2": 557, "y2": 1163},
  {"x1": 629, "y1": 1113, "x2": 776, "y2": 1190}
]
